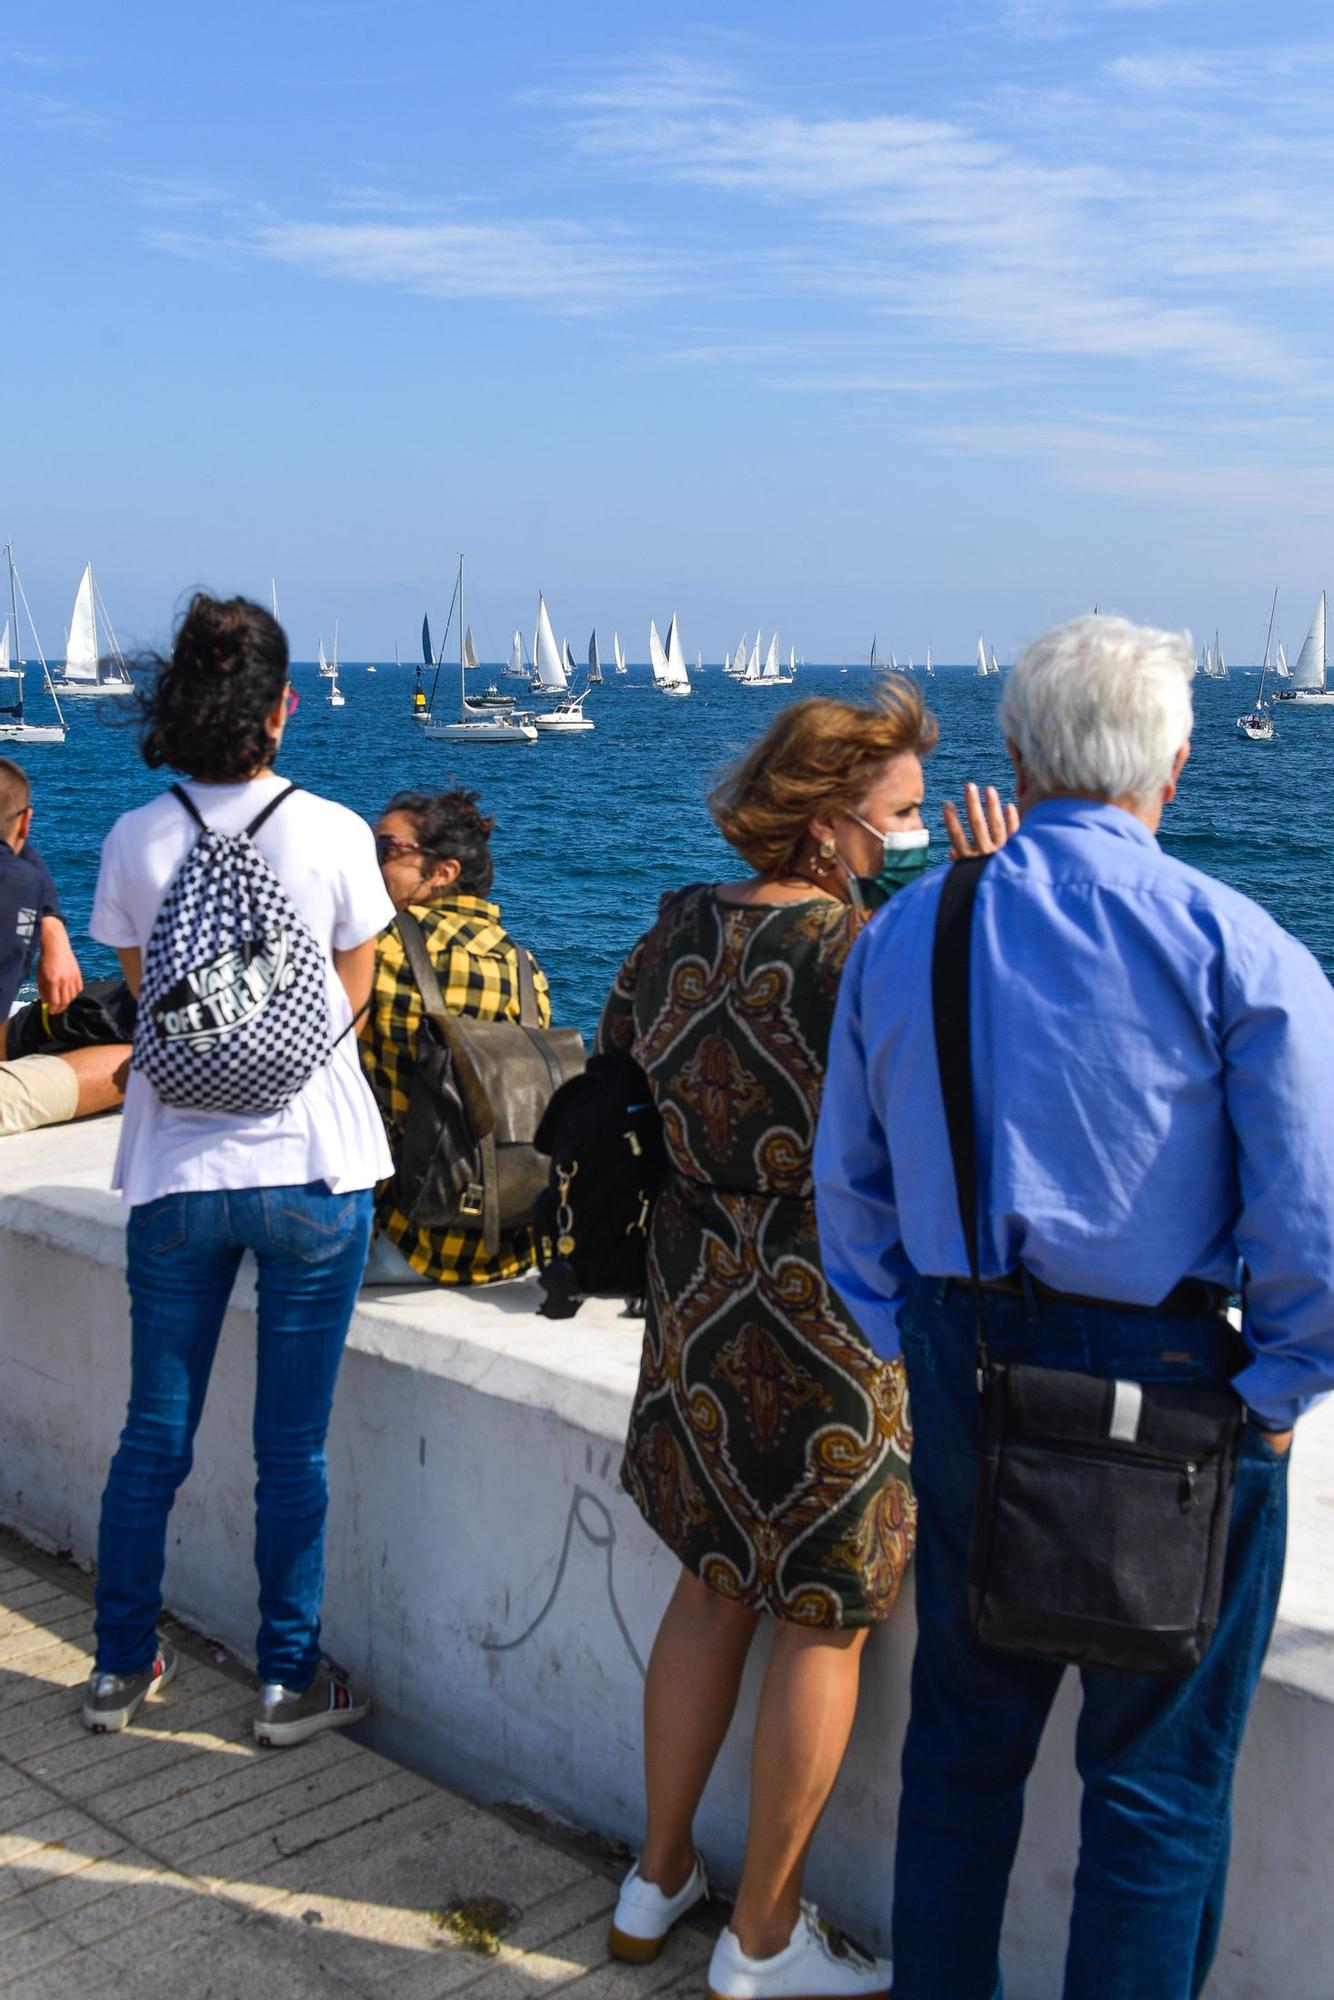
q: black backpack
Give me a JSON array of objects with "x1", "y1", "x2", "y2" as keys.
[{"x1": 532, "y1": 1051, "x2": 667, "y2": 1319}]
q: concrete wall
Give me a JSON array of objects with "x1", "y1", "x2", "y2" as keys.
[{"x1": 2, "y1": 1120, "x2": 1333, "y2": 1998}]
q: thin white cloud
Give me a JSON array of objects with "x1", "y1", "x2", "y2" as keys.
[
  {"x1": 7, "y1": 90, "x2": 110, "y2": 137},
  {"x1": 247, "y1": 215, "x2": 680, "y2": 314}
]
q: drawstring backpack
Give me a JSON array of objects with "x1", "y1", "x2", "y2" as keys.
[{"x1": 131, "y1": 784, "x2": 336, "y2": 1113}]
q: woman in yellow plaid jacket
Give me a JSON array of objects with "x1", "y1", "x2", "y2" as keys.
[{"x1": 362, "y1": 788, "x2": 551, "y2": 1285}]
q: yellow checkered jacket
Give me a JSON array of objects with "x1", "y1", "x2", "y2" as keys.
[{"x1": 363, "y1": 895, "x2": 552, "y2": 1285}]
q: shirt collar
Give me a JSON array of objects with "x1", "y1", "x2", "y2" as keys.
[
  {"x1": 408, "y1": 893, "x2": 501, "y2": 922},
  {"x1": 1018, "y1": 795, "x2": 1158, "y2": 851}
]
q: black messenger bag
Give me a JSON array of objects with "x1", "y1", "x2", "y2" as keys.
[
  {"x1": 391, "y1": 913, "x2": 585, "y2": 1256},
  {"x1": 932, "y1": 857, "x2": 1242, "y2": 1679}
]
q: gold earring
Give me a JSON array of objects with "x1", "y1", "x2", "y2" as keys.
[{"x1": 819, "y1": 838, "x2": 837, "y2": 859}]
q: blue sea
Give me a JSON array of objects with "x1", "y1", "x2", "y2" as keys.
[{"x1": 12, "y1": 663, "x2": 1332, "y2": 1039}]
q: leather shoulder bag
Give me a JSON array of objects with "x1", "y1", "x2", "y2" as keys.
[
  {"x1": 933, "y1": 856, "x2": 1242, "y2": 1679},
  {"x1": 390, "y1": 913, "x2": 585, "y2": 1256}
]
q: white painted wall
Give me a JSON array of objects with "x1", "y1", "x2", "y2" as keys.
[{"x1": 2, "y1": 1120, "x2": 1332, "y2": 1998}]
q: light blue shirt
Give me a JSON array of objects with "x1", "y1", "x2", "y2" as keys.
[{"x1": 814, "y1": 797, "x2": 1334, "y2": 1430}]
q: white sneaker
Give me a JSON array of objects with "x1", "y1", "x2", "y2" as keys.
[
  {"x1": 707, "y1": 1902, "x2": 891, "y2": 2000},
  {"x1": 608, "y1": 1854, "x2": 708, "y2": 1963}
]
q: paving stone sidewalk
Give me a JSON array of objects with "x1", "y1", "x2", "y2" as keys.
[{"x1": 0, "y1": 1545, "x2": 709, "y2": 2000}]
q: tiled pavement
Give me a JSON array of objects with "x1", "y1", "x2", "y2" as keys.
[{"x1": 0, "y1": 1544, "x2": 710, "y2": 1999}]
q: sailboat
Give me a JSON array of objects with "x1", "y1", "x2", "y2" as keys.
[
  {"x1": 695, "y1": 649, "x2": 704, "y2": 676},
  {"x1": 890, "y1": 648, "x2": 899, "y2": 672},
  {"x1": 742, "y1": 632, "x2": 794, "y2": 687},
  {"x1": 1201, "y1": 630, "x2": 1228, "y2": 680},
  {"x1": 1236, "y1": 590, "x2": 1278, "y2": 741},
  {"x1": 529, "y1": 596, "x2": 569, "y2": 696},
  {"x1": 612, "y1": 632, "x2": 627, "y2": 676},
  {"x1": 506, "y1": 629, "x2": 531, "y2": 682},
  {"x1": 326, "y1": 626, "x2": 346, "y2": 707},
  {"x1": 426, "y1": 558, "x2": 537, "y2": 743},
  {"x1": 51, "y1": 564, "x2": 132, "y2": 697},
  {"x1": 562, "y1": 639, "x2": 579, "y2": 681},
  {"x1": 976, "y1": 636, "x2": 991, "y2": 678},
  {"x1": 1276, "y1": 592, "x2": 1332, "y2": 703},
  {"x1": 989, "y1": 645, "x2": 1000, "y2": 675},
  {"x1": 725, "y1": 632, "x2": 748, "y2": 679},
  {"x1": 2, "y1": 544, "x2": 67, "y2": 744},
  {"x1": 925, "y1": 642, "x2": 934, "y2": 677},
  {"x1": 463, "y1": 626, "x2": 480, "y2": 673},
  {"x1": 650, "y1": 615, "x2": 692, "y2": 696},
  {"x1": 270, "y1": 579, "x2": 281, "y2": 624},
  {"x1": 1273, "y1": 641, "x2": 1289, "y2": 681},
  {"x1": 588, "y1": 632, "x2": 603, "y2": 684}
]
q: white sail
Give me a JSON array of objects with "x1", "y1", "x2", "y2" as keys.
[
  {"x1": 890, "y1": 648, "x2": 899, "y2": 671},
  {"x1": 788, "y1": 645, "x2": 796, "y2": 674},
  {"x1": 976, "y1": 635, "x2": 988, "y2": 678},
  {"x1": 533, "y1": 595, "x2": 569, "y2": 691},
  {"x1": 64, "y1": 565, "x2": 98, "y2": 682},
  {"x1": 0, "y1": 624, "x2": 9, "y2": 677},
  {"x1": 318, "y1": 638, "x2": 330, "y2": 676},
  {"x1": 989, "y1": 646, "x2": 1000, "y2": 675},
  {"x1": 762, "y1": 632, "x2": 780, "y2": 681},
  {"x1": 613, "y1": 631, "x2": 626, "y2": 674},
  {"x1": 723, "y1": 651, "x2": 731, "y2": 673},
  {"x1": 734, "y1": 633, "x2": 749, "y2": 674},
  {"x1": 695, "y1": 650, "x2": 703, "y2": 674},
  {"x1": 744, "y1": 631, "x2": 763, "y2": 680},
  {"x1": 1274, "y1": 641, "x2": 1290, "y2": 680},
  {"x1": 649, "y1": 618, "x2": 669, "y2": 681},
  {"x1": 1290, "y1": 594, "x2": 1327, "y2": 692},
  {"x1": 463, "y1": 625, "x2": 479, "y2": 671},
  {"x1": 510, "y1": 629, "x2": 525, "y2": 676},
  {"x1": 926, "y1": 642, "x2": 933, "y2": 675},
  {"x1": 666, "y1": 614, "x2": 689, "y2": 685}
]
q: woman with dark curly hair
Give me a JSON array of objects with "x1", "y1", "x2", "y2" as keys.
[
  {"x1": 601, "y1": 684, "x2": 1013, "y2": 2000},
  {"x1": 361, "y1": 786, "x2": 552, "y2": 1286},
  {"x1": 82, "y1": 593, "x2": 394, "y2": 1748}
]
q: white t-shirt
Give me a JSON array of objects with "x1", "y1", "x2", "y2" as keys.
[{"x1": 91, "y1": 774, "x2": 395, "y2": 1205}]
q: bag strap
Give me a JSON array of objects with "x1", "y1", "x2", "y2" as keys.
[
  {"x1": 169, "y1": 781, "x2": 300, "y2": 840},
  {"x1": 393, "y1": 911, "x2": 496, "y2": 1140},
  {"x1": 244, "y1": 782, "x2": 301, "y2": 839},
  {"x1": 931, "y1": 855, "x2": 987, "y2": 1285},
  {"x1": 515, "y1": 942, "x2": 540, "y2": 1027},
  {"x1": 931, "y1": 855, "x2": 993, "y2": 1384}
]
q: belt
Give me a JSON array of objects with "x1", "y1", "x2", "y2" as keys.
[{"x1": 963, "y1": 1271, "x2": 1231, "y2": 1320}]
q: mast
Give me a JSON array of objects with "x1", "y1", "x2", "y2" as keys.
[
  {"x1": 458, "y1": 553, "x2": 466, "y2": 720},
  {"x1": 5, "y1": 544, "x2": 18, "y2": 678},
  {"x1": 1257, "y1": 587, "x2": 1278, "y2": 709}
]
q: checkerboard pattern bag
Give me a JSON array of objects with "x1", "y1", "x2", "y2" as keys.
[{"x1": 130, "y1": 785, "x2": 333, "y2": 1113}]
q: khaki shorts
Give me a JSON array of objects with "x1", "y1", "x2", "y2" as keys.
[{"x1": 0, "y1": 1053, "x2": 80, "y2": 1137}]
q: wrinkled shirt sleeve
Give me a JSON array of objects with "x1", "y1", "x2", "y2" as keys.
[
  {"x1": 1223, "y1": 926, "x2": 1334, "y2": 1428},
  {"x1": 814, "y1": 929, "x2": 915, "y2": 1360},
  {"x1": 22, "y1": 844, "x2": 62, "y2": 922}
]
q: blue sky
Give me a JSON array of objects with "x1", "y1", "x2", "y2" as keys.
[{"x1": 6, "y1": 0, "x2": 1333, "y2": 664}]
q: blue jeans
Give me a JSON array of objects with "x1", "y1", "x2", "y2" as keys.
[
  {"x1": 95, "y1": 1182, "x2": 373, "y2": 1687},
  {"x1": 892, "y1": 1277, "x2": 1288, "y2": 2000}
]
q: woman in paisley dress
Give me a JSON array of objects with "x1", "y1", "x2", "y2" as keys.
[{"x1": 603, "y1": 683, "x2": 942, "y2": 2000}]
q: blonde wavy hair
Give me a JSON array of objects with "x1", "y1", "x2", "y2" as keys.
[{"x1": 709, "y1": 680, "x2": 938, "y2": 876}]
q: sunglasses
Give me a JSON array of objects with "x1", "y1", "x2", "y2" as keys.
[
  {"x1": 375, "y1": 833, "x2": 435, "y2": 864},
  {"x1": 285, "y1": 687, "x2": 300, "y2": 718}
]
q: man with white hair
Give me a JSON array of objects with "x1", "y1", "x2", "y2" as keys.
[{"x1": 815, "y1": 616, "x2": 1334, "y2": 1999}]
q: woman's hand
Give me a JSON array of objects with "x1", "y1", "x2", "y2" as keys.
[{"x1": 943, "y1": 782, "x2": 1019, "y2": 860}]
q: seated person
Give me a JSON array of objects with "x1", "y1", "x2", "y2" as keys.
[
  {"x1": 0, "y1": 758, "x2": 126, "y2": 1133},
  {"x1": 361, "y1": 788, "x2": 551, "y2": 1285}
]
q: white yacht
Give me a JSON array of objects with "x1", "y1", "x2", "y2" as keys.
[
  {"x1": 1, "y1": 544, "x2": 67, "y2": 744},
  {"x1": 426, "y1": 558, "x2": 537, "y2": 744},
  {"x1": 650, "y1": 614, "x2": 692, "y2": 696},
  {"x1": 1275, "y1": 593, "x2": 1332, "y2": 703}
]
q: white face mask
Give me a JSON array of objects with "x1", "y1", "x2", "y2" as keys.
[{"x1": 844, "y1": 811, "x2": 930, "y2": 857}]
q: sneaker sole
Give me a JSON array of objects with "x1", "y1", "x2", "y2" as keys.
[
  {"x1": 608, "y1": 1926, "x2": 668, "y2": 1965},
  {"x1": 254, "y1": 1698, "x2": 370, "y2": 1749},
  {"x1": 82, "y1": 1650, "x2": 178, "y2": 1734},
  {"x1": 707, "y1": 1990, "x2": 889, "y2": 2000}
]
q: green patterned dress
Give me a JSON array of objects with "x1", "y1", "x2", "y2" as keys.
[{"x1": 598, "y1": 886, "x2": 915, "y2": 1628}]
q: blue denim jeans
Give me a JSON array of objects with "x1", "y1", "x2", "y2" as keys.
[
  {"x1": 95, "y1": 1182, "x2": 373, "y2": 1687},
  {"x1": 892, "y1": 1277, "x2": 1289, "y2": 2000}
]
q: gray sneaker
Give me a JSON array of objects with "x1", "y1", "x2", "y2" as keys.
[
  {"x1": 253, "y1": 1658, "x2": 369, "y2": 1748},
  {"x1": 82, "y1": 1639, "x2": 177, "y2": 1733}
]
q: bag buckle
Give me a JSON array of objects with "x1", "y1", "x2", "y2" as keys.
[{"x1": 458, "y1": 1181, "x2": 485, "y2": 1218}]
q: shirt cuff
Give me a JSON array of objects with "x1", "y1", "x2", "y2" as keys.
[{"x1": 1231, "y1": 1356, "x2": 1331, "y2": 1433}]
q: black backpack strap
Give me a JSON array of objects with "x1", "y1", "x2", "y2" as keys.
[
  {"x1": 930, "y1": 856, "x2": 988, "y2": 1288},
  {"x1": 170, "y1": 783, "x2": 207, "y2": 829},
  {"x1": 244, "y1": 782, "x2": 301, "y2": 840}
]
